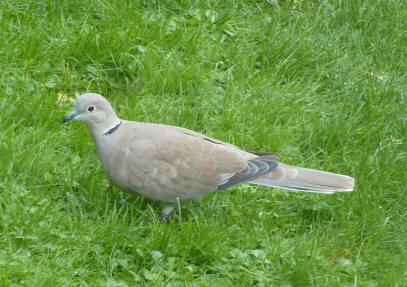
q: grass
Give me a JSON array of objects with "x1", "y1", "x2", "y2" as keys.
[{"x1": 0, "y1": 0, "x2": 406, "y2": 285}]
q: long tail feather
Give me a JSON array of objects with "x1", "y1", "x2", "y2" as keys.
[{"x1": 249, "y1": 163, "x2": 354, "y2": 194}]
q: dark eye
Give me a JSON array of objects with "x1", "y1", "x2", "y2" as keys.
[{"x1": 87, "y1": 105, "x2": 95, "y2": 112}]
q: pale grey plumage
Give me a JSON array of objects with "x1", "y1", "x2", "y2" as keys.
[{"x1": 64, "y1": 93, "x2": 355, "y2": 216}]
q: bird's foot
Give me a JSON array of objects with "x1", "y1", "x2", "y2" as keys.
[{"x1": 159, "y1": 202, "x2": 179, "y2": 222}]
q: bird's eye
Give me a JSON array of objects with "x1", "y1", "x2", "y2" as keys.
[{"x1": 88, "y1": 105, "x2": 95, "y2": 112}]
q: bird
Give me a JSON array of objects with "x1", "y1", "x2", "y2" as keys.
[{"x1": 63, "y1": 93, "x2": 354, "y2": 218}]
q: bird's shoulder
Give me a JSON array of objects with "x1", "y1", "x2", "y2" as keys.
[
  {"x1": 120, "y1": 120, "x2": 238, "y2": 149},
  {"x1": 116, "y1": 120, "x2": 247, "y2": 173}
]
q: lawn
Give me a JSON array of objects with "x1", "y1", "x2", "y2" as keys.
[{"x1": 0, "y1": 0, "x2": 406, "y2": 286}]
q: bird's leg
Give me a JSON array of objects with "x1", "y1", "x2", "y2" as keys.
[{"x1": 159, "y1": 202, "x2": 178, "y2": 221}]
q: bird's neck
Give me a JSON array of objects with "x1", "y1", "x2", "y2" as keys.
[
  {"x1": 91, "y1": 120, "x2": 123, "y2": 170},
  {"x1": 102, "y1": 120, "x2": 122, "y2": 136},
  {"x1": 85, "y1": 116, "x2": 121, "y2": 136}
]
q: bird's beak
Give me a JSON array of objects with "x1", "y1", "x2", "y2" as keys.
[{"x1": 63, "y1": 111, "x2": 78, "y2": 123}]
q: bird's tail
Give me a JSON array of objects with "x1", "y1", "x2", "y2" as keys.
[{"x1": 249, "y1": 163, "x2": 354, "y2": 194}]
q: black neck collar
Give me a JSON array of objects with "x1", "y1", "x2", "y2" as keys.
[{"x1": 103, "y1": 121, "x2": 122, "y2": 136}]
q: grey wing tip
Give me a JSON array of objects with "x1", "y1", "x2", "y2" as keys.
[
  {"x1": 217, "y1": 156, "x2": 279, "y2": 190},
  {"x1": 247, "y1": 151, "x2": 280, "y2": 161}
]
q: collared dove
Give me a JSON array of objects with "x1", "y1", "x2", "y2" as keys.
[{"x1": 64, "y1": 93, "x2": 354, "y2": 217}]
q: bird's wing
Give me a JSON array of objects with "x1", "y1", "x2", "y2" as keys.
[{"x1": 112, "y1": 123, "x2": 249, "y2": 202}]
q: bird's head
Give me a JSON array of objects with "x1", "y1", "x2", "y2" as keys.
[{"x1": 63, "y1": 93, "x2": 120, "y2": 135}]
